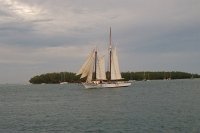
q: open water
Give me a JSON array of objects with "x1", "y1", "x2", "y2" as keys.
[{"x1": 0, "y1": 79, "x2": 200, "y2": 133}]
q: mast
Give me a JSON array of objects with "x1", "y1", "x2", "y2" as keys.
[
  {"x1": 109, "y1": 27, "x2": 112, "y2": 80},
  {"x1": 94, "y1": 48, "x2": 97, "y2": 80},
  {"x1": 143, "y1": 71, "x2": 146, "y2": 80}
]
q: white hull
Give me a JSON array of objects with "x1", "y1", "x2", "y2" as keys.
[{"x1": 82, "y1": 81, "x2": 131, "y2": 89}]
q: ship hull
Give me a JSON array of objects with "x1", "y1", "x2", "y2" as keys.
[{"x1": 82, "y1": 81, "x2": 131, "y2": 89}]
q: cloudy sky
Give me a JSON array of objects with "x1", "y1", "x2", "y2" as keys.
[{"x1": 0, "y1": 0, "x2": 199, "y2": 83}]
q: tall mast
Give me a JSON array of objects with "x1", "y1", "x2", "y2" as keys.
[
  {"x1": 110, "y1": 27, "x2": 112, "y2": 48},
  {"x1": 109, "y1": 27, "x2": 112, "y2": 80},
  {"x1": 94, "y1": 48, "x2": 97, "y2": 80}
]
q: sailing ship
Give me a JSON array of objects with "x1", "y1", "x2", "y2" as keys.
[
  {"x1": 76, "y1": 28, "x2": 131, "y2": 89},
  {"x1": 143, "y1": 71, "x2": 147, "y2": 81},
  {"x1": 60, "y1": 72, "x2": 68, "y2": 84}
]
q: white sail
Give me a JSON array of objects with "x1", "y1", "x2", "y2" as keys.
[
  {"x1": 76, "y1": 49, "x2": 95, "y2": 80},
  {"x1": 111, "y1": 47, "x2": 122, "y2": 80},
  {"x1": 96, "y1": 55, "x2": 106, "y2": 80},
  {"x1": 80, "y1": 53, "x2": 94, "y2": 79},
  {"x1": 86, "y1": 58, "x2": 94, "y2": 82},
  {"x1": 76, "y1": 49, "x2": 94, "y2": 76}
]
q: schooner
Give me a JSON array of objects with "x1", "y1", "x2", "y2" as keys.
[{"x1": 76, "y1": 28, "x2": 131, "y2": 89}]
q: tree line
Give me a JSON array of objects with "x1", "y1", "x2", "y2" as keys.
[{"x1": 29, "y1": 71, "x2": 200, "y2": 84}]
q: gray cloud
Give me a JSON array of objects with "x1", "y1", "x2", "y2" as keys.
[{"x1": 0, "y1": 0, "x2": 199, "y2": 83}]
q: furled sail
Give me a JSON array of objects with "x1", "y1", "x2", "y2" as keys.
[
  {"x1": 111, "y1": 47, "x2": 122, "y2": 80},
  {"x1": 96, "y1": 55, "x2": 106, "y2": 80}
]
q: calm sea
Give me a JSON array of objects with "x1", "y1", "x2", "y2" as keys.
[{"x1": 0, "y1": 79, "x2": 200, "y2": 133}]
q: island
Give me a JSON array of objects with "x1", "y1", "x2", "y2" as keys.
[{"x1": 29, "y1": 71, "x2": 200, "y2": 84}]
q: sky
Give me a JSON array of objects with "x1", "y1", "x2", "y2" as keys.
[{"x1": 0, "y1": 0, "x2": 200, "y2": 84}]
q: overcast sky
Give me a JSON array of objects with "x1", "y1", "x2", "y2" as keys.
[{"x1": 0, "y1": 0, "x2": 200, "y2": 83}]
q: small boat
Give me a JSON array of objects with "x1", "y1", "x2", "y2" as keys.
[
  {"x1": 60, "y1": 72, "x2": 68, "y2": 84},
  {"x1": 60, "y1": 82, "x2": 68, "y2": 84},
  {"x1": 76, "y1": 27, "x2": 131, "y2": 89}
]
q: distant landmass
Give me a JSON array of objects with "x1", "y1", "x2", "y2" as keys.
[{"x1": 29, "y1": 71, "x2": 200, "y2": 84}]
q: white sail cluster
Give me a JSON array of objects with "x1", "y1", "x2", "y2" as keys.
[
  {"x1": 77, "y1": 46, "x2": 122, "y2": 82},
  {"x1": 76, "y1": 49, "x2": 106, "y2": 82}
]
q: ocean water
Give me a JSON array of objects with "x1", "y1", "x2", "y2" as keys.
[{"x1": 0, "y1": 79, "x2": 200, "y2": 133}]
